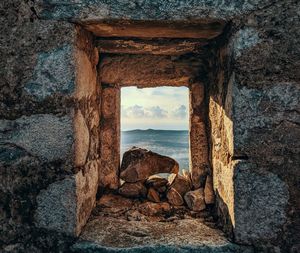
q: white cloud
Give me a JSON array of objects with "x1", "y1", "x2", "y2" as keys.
[
  {"x1": 122, "y1": 105, "x2": 168, "y2": 119},
  {"x1": 121, "y1": 87, "x2": 189, "y2": 130},
  {"x1": 172, "y1": 105, "x2": 188, "y2": 119}
]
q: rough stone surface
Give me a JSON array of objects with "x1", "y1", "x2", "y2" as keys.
[
  {"x1": 208, "y1": 2, "x2": 300, "y2": 248},
  {"x1": 138, "y1": 202, "x2": 171, "y2": 216},
  {"x1": 84, "y1": 20, "x2": 224, "y2": 39},
  {"x1": 145, "y1": 175, "x2": 169, "y2": 191},
  {"x1": 168, "y1": 174, "x2": 191, "y2": 197},
  {"x1": 147, "y1": 188, "x2": 160, "y2": 203},
  {"x1": 119, "y1": 182, "x2": 147, "y2": 199},
  {"x1": 34, "y1": 176, "x2": 77, "y2": 235},
  {"x1": 71, "y1": 217, "x2": 254, "y2": 253},
  {"x1": 204, "y1": 175, "x2": 215, "y2": 205},
  {"x1": 74, "y1": 109, "x2": 90, "y2": 167},
  {"x1": 233, "y1": 161, "x2": 289, "y2": 245},
  {"x1": 1, "y1": 0, "x2": 300, "y2": 251},
  {"x1": 24, "y1": 45, "x2": 75, "y2": 100},
  {"x1": 189, "y1": 83, "x2": 210, "y2": 189},
  {"x1": 184, "y1": 189, "x2": 206, "y2": 211},
  {"x1": 35, "y1": 160, "x2": 99, "y2": 236},
  {"x1": 167, "y1": 187, "x2": 184, "y2": 206},
  {"x1": 100, "y1": 54, "x2": 204, "y2": 87},
  {"x1": 0, "y1": 114, "x2": 73, "y2": 163},
  {"x1": 96, "y1": 38, "x2": 208, "y2": 55},
  {"x1": 99, "y1": 86, "x2": 120, "y2": 190},
  {"x1": 120, "y1": 147, "x2": 179, "y2": 182},
  {"x1": 97, "y1": 194, "x2": 134, "y2": 213},
  {"x1": 35, "y1": 0, "x2": 274, "y2": 21}
]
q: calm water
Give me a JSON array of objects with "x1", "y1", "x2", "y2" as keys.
[{"x1": 121, "y1": 129, "x2": 189, "y2": 171}]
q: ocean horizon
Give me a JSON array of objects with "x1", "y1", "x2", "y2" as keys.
[{"x1": 121, "y1": 129, "x2": 189, "y2": 171}]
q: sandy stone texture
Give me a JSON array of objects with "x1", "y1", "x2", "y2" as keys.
[{"x1": 71, "y1": 217, "x2": 254, "y2": 253}]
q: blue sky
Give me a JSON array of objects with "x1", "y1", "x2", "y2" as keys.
[{"x1": 121, "y1": 86, "x2": 189, "y2": 130}]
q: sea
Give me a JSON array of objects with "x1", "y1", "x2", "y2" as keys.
[{"x1": 121, "y1": 129, "x2": 189, "y2": 172}]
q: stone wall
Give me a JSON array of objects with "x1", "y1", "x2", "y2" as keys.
[
  {"x1": 0, "y1": 0, "x2": 299, "y2": 252},
  {"x1": 209, "y1": 1, "x2": 300, "y2": 251},
  {"x1": 0, "y1": 1, "x2": 100, "y2": 250},
  {"x1": 34, "y1": 27, "x2": 100, "y2": 236}
]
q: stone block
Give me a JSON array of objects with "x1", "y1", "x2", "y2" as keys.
[
  {"x1": 184, "y1": 189, "x2": 206, "y2": 211},
  {"x1": 0, "y1": 114, "x2": 73, "y2": 163},
  {"x1": 34, "y1": 160, "x2": 99, "y2": 236},
  {"x1": 233, "y1": 161, "x2": 289, "y2": 245},
  {"x1": 120, "y1": 147, "x2": 179, "y2": 182}
]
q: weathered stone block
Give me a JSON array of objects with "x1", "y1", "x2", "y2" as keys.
[
  {"x1": 24, "y1": 45, "x2": 75, "y2": 101},
  {"x1": 35, "y1": 160, "x2": 99, "y2": 236},
  {"x1": 233, "y1": 161, "x2": 289, "y2": 245},
  {"x1": 119, "y1": 182, "x2": 147, "y2": 198},
  {"x1": 100, "y1": 54, "x2": 203, "y2": 87},
  {"x1": 99, "y1": 86, "x2": 120, "y2": 190},
  {"x1": 0, "y1": 114, "x2": 73, "y2": 163},
  {"x1": 74, "y1": 109, "x2": 90, "y2": 167},
  {"x1": 184, "y1": 189, "x2": 206, "y2": 211},
  {"x1": 120, "y1": 147, "x2": 179, "y2": 182},
  {"x1": 168, "y1": 174, "x2": 191, "y2": 197},
  {"x1": 167, "y1": 188, "x2": 184, "y2": 206},
  {"x1": 189, "y1": 83, "x2": 209, "y2": 189}
]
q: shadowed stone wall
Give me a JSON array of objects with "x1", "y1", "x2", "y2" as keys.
[
  {"x1": 208, "y1": 1, "x2": 300, "y2": 251},
  {"x1": 0, "y1": 2, "x2": 100, "y2": 249}
]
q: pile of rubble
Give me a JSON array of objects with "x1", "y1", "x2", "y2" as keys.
[{"x1": 94, "y1": 147, "x2": 215, "y2": 221}]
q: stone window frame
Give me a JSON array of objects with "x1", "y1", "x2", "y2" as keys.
[{"x1": 97, "y1": 55, "x2": 211, "y2": 192}]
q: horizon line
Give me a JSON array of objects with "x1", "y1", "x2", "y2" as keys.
[{"x1": 122, "y1": 128, "x2": 188, "y2": 131}]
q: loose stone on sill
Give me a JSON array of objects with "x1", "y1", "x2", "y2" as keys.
[
  {"x1": 167, "y1": 187, "x2": 184, "y2": 206},
  {"x1": 168, "y1": 173, "x2": 192, "y2": 196},
  {"x1": 118, "y1": 181, "x2": 147, "y2": 198},
  {"x1": 138, "y1": 201, "x2": 171, "y2": 216},
  {"x1": 147, "y1": 187, "x2": 161, "y2": 203},
  {"x1": 184, "y1": 188, "x2": 206, "y2": 211},
  {"x1": 145, "y1": 175, "x2": 169, "y2": 189},
  {"x1": 97, "y1": 193, "x2": 134, "y2": 213},
  {"x1": 120, "y1": 147, "x2": 179, "y2": 182}
]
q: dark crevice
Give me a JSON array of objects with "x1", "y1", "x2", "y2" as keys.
[{"x1": 231, "y1": 155, "x2": 249, "y2": 160}]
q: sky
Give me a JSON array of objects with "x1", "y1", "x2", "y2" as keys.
[{"x1": 121, "y1": 86, "x2": 189, "y2": 130}]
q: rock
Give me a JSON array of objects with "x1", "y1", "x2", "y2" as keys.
[
  {"x1": 98, "y1": 194, "x2": 133, "y2": 213},
  {"x1": 146, "y1": 175, "x2": 169, "y2": 193},
  {"x1": 168, "y1": 174, "x2": 191, "y2": 196},
  {"x1": 204, "y1": 175, "x2": 215, "y2": 205},
  {"x1": 156, "y1": 186, "x2": 168, "y2": 193},
  {"x1": 167, "y1": 188, "x2": 184, "y2": 206},
  {"x1": 138, "y1": 202, "x2": 171, "y2": 216},
  {"x1": 146, "y1": 175, "x2": 169, "y2": 189},
  {"x1": 182, "y1": 169, "x2": 192, "y2": 183},
  {"x1": 147, "y1": 188, "x2": 160, "y2": 203},
  {"x1": 119, "y1": 182, "x2": 147, "y2": 198},
  {"x1": 120, "y1": 147, "x2": 179, "y2": 182},
  {"x1": 184, "y1": 189, "x2": 206, "y2": 211}
]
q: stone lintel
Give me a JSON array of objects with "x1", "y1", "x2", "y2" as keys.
[
  {"x1": 83, "y1": 20, "x2": 225, "y2": 39},
  {"x1": 96, "y1": 39, "x2": 208, "y2": 55},
  {"x1": 100, "y1": 54, "x2": 203, "y2": 87}
]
